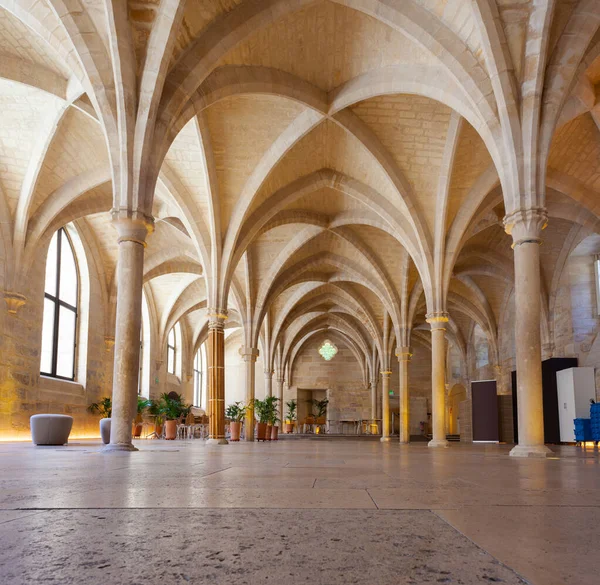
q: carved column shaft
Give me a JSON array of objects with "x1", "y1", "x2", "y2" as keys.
[
  {"x1": 397, "y1": 347, "x2": 412, "y2": 444},
  {"x1": 240, "y1": 347, "x2": 259, "y2": 441},
  {"x1": 380, "y1": 371, "x2": 392, "y2": 442},
  {"x1": 208, "y1": 311, "x2": 227, "y2": 445}
]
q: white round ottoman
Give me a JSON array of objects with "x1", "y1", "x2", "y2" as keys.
[{"x1": 30, "y1": 414, "x2": 74, "y2": 445}]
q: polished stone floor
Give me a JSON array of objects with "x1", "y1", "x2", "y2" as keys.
[{"x1": 0, "y1": 439, "x2": 598, "y2": 584}]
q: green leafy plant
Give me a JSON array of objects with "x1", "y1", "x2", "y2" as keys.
[
  {"x1": 87, "y1": 397, "x2": 112, "y2": 418},
  {"x1": 311, "y1": 398, "x2": 329, "y2": 418},
  {"x1": 265, "y1": 395, "x2": 280, "y2": 425},
  {"x1": 158, "y1": 392, "x2": 191, "y2": 421},
  {"x1": 226, "y1": 401, "x2": 247, "y2": 423},
  {"x1": 147, "y1": 398, "x2": 164, "y2": 425},
  {"x1": 285, "y1": 399, "x2": 297, "y2": 422},
  {"x1": 253, "y1": 398, "x2": 269, "y2": 424},
  {"x1": 137, "y1": 396, "x2": 151, "y2": 414}
]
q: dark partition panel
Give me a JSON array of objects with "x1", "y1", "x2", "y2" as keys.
[
  {"x1": 511, "y1": 357, "x2": 578, "y2": 444},
  {"x1": 472, "y1": 380, "x2": 499, "y2": 442}
]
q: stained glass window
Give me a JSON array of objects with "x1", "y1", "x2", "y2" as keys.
[{"x1": 318, "y1": 339, "x2": 338, "y2": 361}]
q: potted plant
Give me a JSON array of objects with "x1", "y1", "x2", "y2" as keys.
[
  {"x1": 269, "y1": 410, "x2": 280, "y2": 440},
  {"x1": 253, "y1": 398, "x2": 270, "y2": 441},
  {"x1": 159, "y1": 392, "x2": 189, "y2": 440},
  {"x1": 312, "y1": 398, "x2": 329, "y2": 424},
  {"x1": 284, "y1": 399, "x2": 297, "y2": 433},
  {"x1": 226, "y1": 401, "x2": 247, "y2": 441},
  {"x1": 147, "y1": 399, "x2": 164, "y2": 436},
  {"x1": 87, "y1": 397, "x2": 112, "y2": 444},
  {"x1": 133, "y1": 396, "x2": 150, "y2": 437},
  {"x1": 264, "y1": 395, "x2": 279, "y2": 441}
]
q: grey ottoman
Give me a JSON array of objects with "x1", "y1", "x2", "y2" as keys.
[{"x1": 30, "y1": 414, "x2": 73, "y2": 445}]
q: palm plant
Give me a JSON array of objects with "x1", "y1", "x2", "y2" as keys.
[
  {"x1": 265, "y1": 395, "x2": 280, "y2": 425},
  {"x1": 158, "y1": 392, "x2": 190, "y2": 421},
  {"x1": 226, "y1": 401, "x2": 247, "y2": 423},
  {"x1": 137, "y1": 396, "x2": 151, "y2": 414},
  {"x1": 311, "y1": 398, "x2": 329, "y2": 418},
  {"x1": 285, "y1": 399, "x2": 297, "y2": 422},
  {"x1": 253, "y1": 398, "x2": 270, "y2": 424},
  {"x1": 87, "y1": 397, "x2": 112, "y2": 418}
]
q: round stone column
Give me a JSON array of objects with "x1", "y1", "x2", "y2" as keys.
[
  {"x1": 276, "y1": 376, "x2": 285, "y2": 426},
  {"x1": 397, "y1": 347, "x2": 412, "y2": 444},
  {"x1": 504, "y1": 209, "x2": 552, "y2": 458},
  {"x1": 240, "y1": 347, "x2": 259, "y2": 441},
  {"x1": 207, "y1": 310, "x2": 228, "y2": 445},
  {"x1": 380, "y1": 370, "x2": 392, "y2": 442},
  {"x1": 105, "y1": 213, "x2": 153, "y2": 452},
  {"x1": 370, "y1": 374, "x2": 378, "y2": 419},
  {"x1": 264, "y1": 370, "x2": 273, "y2": 397},
  {"x1": 426, "y1": 312, "x2": 449, "y2": 448}
]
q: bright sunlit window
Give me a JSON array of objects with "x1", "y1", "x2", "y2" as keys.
[
  {"x1": 41, "y1": 228, "x2": 79, "y2": 380},
  {"x1": 193, "y1": 348, "x2": 202, "y2": 407},
  {"x1": 167, "y1": 323, "x2": 181, "y2": 375}
]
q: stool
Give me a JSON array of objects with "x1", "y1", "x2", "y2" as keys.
[{"x1": 30, "y1": 414, "x2": 73, "y2": 445}]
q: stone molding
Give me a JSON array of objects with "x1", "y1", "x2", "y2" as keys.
[
  {"x1": 239, "y1": 346, "x2": 259, "y2": 361},
  {"x1": 3, "y1": 291, "x2": 26, "y2": 314},
  {"x1": 111, "y1": 210, "x2": 154, "y2": 247},
  {"x1": 503, "y1": 208, "x2": 548, "y2": 247},
  {"x1": 396, "y1": 346, "x2": 412, "y2": 361},
  {"x1": 426, "y1": 312, "x2": 449, "y2": 331},
  {"x1": 381, "y1": 370, "x2": 392, "y2": 377}
]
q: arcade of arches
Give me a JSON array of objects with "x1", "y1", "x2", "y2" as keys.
[{"x1": 0, "y1": 1, "x2": 600, "y2": 582}]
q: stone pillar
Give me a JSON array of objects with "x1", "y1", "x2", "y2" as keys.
[
  {"x1": 240, "y1": 347, "x2": 259, "y2": 441},
  {"x1": 276, "y1": 376, "x2": 285, "y2": 426},
  {"x1": 105, "y1": 214, "x2": 152, "y2": 452},
  {"x1": 207, "y1": 310, "x2": 228, "y2": 445},
  {"x1": 504, "y1": 209, "x2": 552, "y2": 457},
  {"x1": 426, "y1": 312, "x2": 449, "y2": 448},
  {"x1": 397, "y1": 347, "x2": 412, "y2": 444},
  {"x1": 370, "y1": 374, "x2": 378, "y2": 419},
  {"x1": 380, "y1": 370, "x2": 392, "y2": 442},
  {"x1": 264, "y1": 370, "x2": 273, "y2": 397}
]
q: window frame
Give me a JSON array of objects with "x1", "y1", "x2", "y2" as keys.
[{"x1": 41, "y1": 227, "x2": 79, "y2": 381}]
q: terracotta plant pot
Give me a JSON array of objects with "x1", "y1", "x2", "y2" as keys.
[
  {"x1": 230, "y1": 421, "x2": 242, "y2": 442},
  {"x1": 284, "y1": 423, "x2": 294, "y2": 433},
  {"x1": 165, "y1": 420, "x2": 177, "y2": 440},
  {"x1": 265, "y1": 424, "x2": 272, "y2": 440},
  {"x1": 133, "y1": 423, "x2": 143, "y2": 438},
  {"x1": 271, "y1": 425, "x2": 279, "y2": 440},
  {"x1": 155, "y1": 423, "x2": 163, "y2": 437},
  {"x1": 100, "y1": 418, "x2": 111, "y2": 444},
  {"x1": 256, "y1": 422, "x2": 267, "y2": 441}
]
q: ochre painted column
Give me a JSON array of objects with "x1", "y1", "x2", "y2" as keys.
[
  {"x1": 276, "y1": 376, "x2": 285, "y2": 426},
  {"x1": 240, "y1": 347, "x2": 259, "y2": 442},
  {"x1": 380, "y1": 370, "x2": 392, "y2": 442},
  {"x1": 105, "y1": 214, "x2": 153, "y2": 452},
  {"x1": 504, "y1": 209, "x2": 552, "y2": 458},
  {"x1": 397, "y1": 347, "x2": 412, "y2": 444},
  {"x1": 264, "y1": 370, "x2": 273, "y2": 397},
  {"x1": 207, "y1": 310, "x2": 228, "y2": 445},
  {"x1": 427, "y1": 312, "x2": 449, "y2": 448}
]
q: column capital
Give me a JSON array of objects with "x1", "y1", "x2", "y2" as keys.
[
  {"x1": 380, "y1": 370, "x2": 392, "y2": 377},
  {"x1": 426, "y1": 312, "x2": 449, "y2": 330},
  {"x1": 276, "y1": 378, "x2": 285, "y2": 385},
  {"x1": 104, "y1": 336, "x2": 115, "y2": 352},
  {"x1": 396, "y1": 346, "x2": 412, "y2": 362},
  {"x1": 207, "y1": 308, "x2": 228, "y2": 329},
  {"x1": 3, "y1": 291, "x2": 26, "y2": 314},
  {"x1": 239, "y1": 346, "x2": 259, "y2": 362},
  {"x1": 503, "y1": 208, "x2": 548, "y2": 247},
  {"x1": 264, "y1": 370, "x2": 274, "y2": 377},
  {"x1": 111, "y1": 210, "x2": 154, "y2": 247}
]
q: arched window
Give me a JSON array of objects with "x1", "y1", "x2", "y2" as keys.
[
  {"x1": 41, "y1": 227, "x2": 79, "y2": 380},
  {"x1": 193, "y1": 348, "x2": 202, "y2": 406},
  {"x1": 167, "y1": 326, "x2": 177, "y2": 374}
]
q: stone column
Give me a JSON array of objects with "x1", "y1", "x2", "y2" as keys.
[
  {"x1": 105, "y1": 214, "x2": 152, "y2": 452},
  {"x1": 380, "y1": 370, "x2": 392, "y2": 442},
  {"x1": 370, "y1": 374, "x2": 378, "y2": 419},
  {"x1": 276, "y1": 376, "x2": 285, "y2": 426},
  {"x1": 240, "y1": 347, "x2": 259, "y2": 441},
  {"x1": 504, "y1": 209, "x2": 552, "y2": 457},
  {"x1": 426, "y1": 312, "x2": 449, "y2": 448},
  {"x1": 207, "y1": 310, "x2": 228, "y2": 445},
  {"x1": 264, "y1": 370, "x2": 273, "y2": 397},
  {"x1": 397, "y1": 347, "x2": 412, "y2": 444}
]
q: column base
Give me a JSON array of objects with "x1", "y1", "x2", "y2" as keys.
[
  {"x1": 380, "y1": 436, "x2": 393, "y2": 443},
  {"x1": 207, "y1": 438, "x2": 229, "y2": 445},
  {"x1": 101, "y1": 443, "x2": 138, "y2": 453},
  {"x1": 509, "y1": 444, "x2": 553, "y2": 458},
  {"x1": 399, "y1": 438, "x2": 410, "y2": 444},
  {"x1": 428, "y1": 439, "x2": 449, "y2": 448}
]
